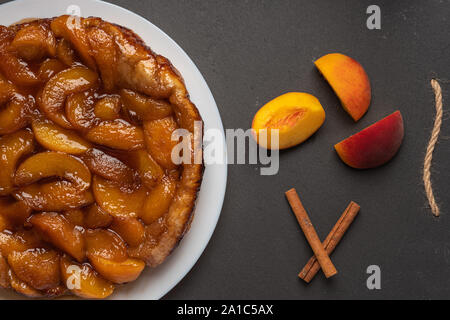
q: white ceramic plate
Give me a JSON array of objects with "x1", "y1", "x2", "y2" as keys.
[{"x1": 0, "y1": 0, "x2": 227, "y2": 300}]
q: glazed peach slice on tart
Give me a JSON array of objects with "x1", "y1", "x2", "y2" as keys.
[
  {"x1": 60, "y1": 256, "x2": 114, "y2": 299},
  {"x1": 252, "y1": 92, "x2": 326, "y2": 150},
  {"x1": 30, "y1": 212, "x2": 85, "y2": 263},
  {"x1": 315, "y1": 53, "x2": 371, "y2": 122},
  {"x1": 0, "y1": 129, "x2": 34, "y2": 196},
  {"x1": 39, "y1": 66, "x2": 99, "y2": 129},
  {"x1": 0, "y1": 73, "x2": 35, "y2": 135},
  {"x1": 32, "y1": 116, "x2": 92, "y2": 154},
  {"x1": 334, "y1": 111, "x2": 404, "y2": 169},
  {"x1": 13, "y1": 152, "x2": 94, "y2": 211}
]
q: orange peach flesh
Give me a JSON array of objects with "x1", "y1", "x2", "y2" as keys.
[
  {"x1": 315, "y1": 53, "x2": 371, "y2": 122},
  {"x1": 252, "y1": 92, "x2": 326, "y2": 150}
]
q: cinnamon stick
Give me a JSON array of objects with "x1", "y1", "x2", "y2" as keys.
[
  {"x1": 299, "y1": 201, "x2": 360, "y2": 283},
  {"x1": 285, "y1": 188, "x2": 337, "y2": 278}
]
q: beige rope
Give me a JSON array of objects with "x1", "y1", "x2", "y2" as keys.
[{"x1": 424, "y1": 79, "x2": 443, "y2": 217}]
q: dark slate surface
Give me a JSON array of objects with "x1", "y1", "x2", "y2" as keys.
[{"x1": 1, "y1": 0, "x2": 449, "y2": 299}]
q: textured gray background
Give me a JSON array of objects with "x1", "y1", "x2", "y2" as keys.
[{"x1": 2, "y1": 0, "x2": 450, "y2": 299}]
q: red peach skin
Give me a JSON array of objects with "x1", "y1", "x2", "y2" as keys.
[
  {"x1": 334, "y1": 111, "x2": 404, "y2": 169},
  {"x1": 315, "y1": 53, "x2": 371, "y2": 122}
]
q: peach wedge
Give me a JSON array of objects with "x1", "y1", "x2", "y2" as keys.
[
  {"x1": 252, "y1": 92, "x2": 325, "y2": 150},
  {"x1": 334, "y1": 111, "x2": 404, "y2": 169},
  {"x1": 315, "y1": 53, "x2": 371, "y2": 122}
]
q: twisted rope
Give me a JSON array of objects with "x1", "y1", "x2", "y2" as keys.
[{"x1": 424, "y1": 79, "x2": 443, "y2": 217}]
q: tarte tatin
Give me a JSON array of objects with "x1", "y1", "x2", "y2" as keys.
[{"x1": 0, "y1": 15, "x2": 203, "y2": 298}]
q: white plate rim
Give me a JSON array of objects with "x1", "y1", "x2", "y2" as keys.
[{"x1": 0, "y1": 0, "x2": 227, "y2": 300}]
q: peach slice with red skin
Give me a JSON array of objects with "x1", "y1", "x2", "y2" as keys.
[
  {"x1": 92, "y1": 175, "x2": 147, "y2": 218},
  {"x1": 252, "y1": 92, "x2": 326, "y2": 150},
  {"x1": 30, "y1": 212, "x2": 85, "y2": 263},
  {"x1": 334, "y1": 111, "x2": 404, "y2": 169},
  {"x1": 0, "y1": 129, "x2": 34, "y2": 196},
  {"x1": 60, "y1": 256, "x2": 114, "y2": 299},
  {"x1": 15, "y1": 151, "x2": 91, "y2": 191},
  {"x1": 315, "y1": 53, "x2": 371, "y2": 122},
  {"x1": 32, "y1": 117, "x2": 92, "y2": 154},
  {"x1": 39, "y1": 66, "x2": 99, "y2": 128}
]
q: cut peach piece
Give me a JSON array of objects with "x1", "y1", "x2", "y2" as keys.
[
  {"x1": 92, "y1": 175, "x2": 146, "y2": 218},
  {"x1": 30, "y1": 212, "x2": 85, "y2": 262},
  {"x1": 65, "y1": 90, "x2": 97, "y2": 130},
  {"x1": 141, "y1": 176, "x2": 176, "y2": 224},
  {"x1": 0, "y1": 197, "x2": 31, "y2": 228},
  {"x1": 0, "y1": 230, "x2": 45, "y2": 258},
  {"x1": 0, "y1": 129, "x2": 34, "y2": 196},
  {"x1": 110, "y1": 217, "x2": 146, "y2": 247},
  {"x1": 315, "y1": 53, "x2": 371, "y2": 122},
  {"x1": 55, "y1": 38, "x2": 75, "y2": 66},
  {"x1": 334, "y1": 111, "x2": 404, "y2": 169},
  {"x1": 38, "y1": 58, "x2": 66, "y2": 82},
  {"x1": 126, "y1": 150, "x2": 164, "y2": 189},
  {"x1": 85, "y1": 229, "x2": 127, "y2": 262},
  {"x1": 87, "y1": 27, "x2": 117, "y2": 92},
  {"x1": 120, "y1": 89, "x2": 173, "y2": 121},
  {"x1": 32, "y1": 118, "x2": 92, "y2": 154},
  {"x1": 63, "y1": 209, "x2": 84, "y2": 227},
  {"x1": 0, "y1": 255, "x2": 9, "y2": 288},
  {"x1": 89, "y1": 255, "x2": 145, "y2": 284},
  {"x1": 80, "y1": 148, "x2": 137, "y2": 185},
  {"x1": 14, "y1": 183, "x2": 94, "y2": 211},
  {"x1": 10, "y1": 23, "x2": 56, "y2": 61},
  {"x1": 60, "y1": 256, "x2": 114, "y2": 299},
  {"x1": 9, "y1": 269, "x2": 43, "y2": 298},
  {"x1": 0, "y1": 49, "x2": 40, "y2": 86},
  {"x1": 94, "y1": 95, "x2": 121, "y2": 120},
  {"x1": 39, "y1": 66, "x2": 99, "y2": 128},
  {"x1": 84, "y1": 203, "x2": 113, "y2": 229},
  {"x1": 0, "y1": 74, "x2": 35, "y2": 135},
  {"x1": 252, "y1": 92, "x2": 325, "y2": 150},
  {"x1": 144, "y1": 117, "x2": 179, "y2": 169},
  {"x1": 7, "y1": 249, "x2": 60, "y2": 290},
  {"x1": 86, "y1": 120, "x2": 145, "y2": 150},
  {"x1": 51, "y1": 16, "x2": 97, "y2": 71},
  {"x1": 15, "y1": 151, "x2": 91, "y2": 191}
]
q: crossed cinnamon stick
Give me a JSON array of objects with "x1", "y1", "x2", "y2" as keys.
[{"x1": 285, "y1": 188, "x2": 360, "y2": 282}]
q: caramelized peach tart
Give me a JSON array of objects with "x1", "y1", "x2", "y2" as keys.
[{"x1": 0, "y1": 16, "x2": 203, "y2": 298}]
